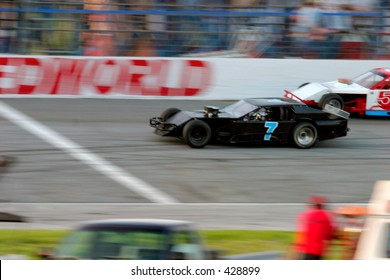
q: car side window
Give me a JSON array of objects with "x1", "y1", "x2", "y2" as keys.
[
  {"x1": 55, "y1": 230, "x2": 95, "y2": 259},
  {"x1": 244, "y1": 109, "x2": 263, "y2": 121},
  {"x1": 266, "y1": 108, "x2": 281, "y2": 121},
  {"x1": 245, "y1": 107, "x2": 286, "y2": 122},
  {"x1": 170, "y1": 231, "x2": 205, "y2": 260},
  {"x1": 258, "y1": 107, "x2": 283, "y2": 121}
]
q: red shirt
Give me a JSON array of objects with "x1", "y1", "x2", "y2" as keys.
[{"x1": 295, "y1": 208, "x2": 335, "y2": 256}]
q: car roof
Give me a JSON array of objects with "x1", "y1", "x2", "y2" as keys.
[
  {"x1": 244, "y1": 97, "x2": 304, "y2": 107},
  {"x1": 77, "y1": 218, "x2": 194, "y2": 230},
  {"x1": 373, "y1": 68, "x2": 390, "y2": 76}
]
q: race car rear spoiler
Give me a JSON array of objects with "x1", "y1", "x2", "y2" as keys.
[{"x1": 323, "y1": 104, "x2": 350, "y2": 119}]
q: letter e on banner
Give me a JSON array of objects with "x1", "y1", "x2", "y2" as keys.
[
  {"x1": 19, "y1": 58, "x2": 41, "y2": 94},
  {"x1": 0, "y1": 57, "x2": 14, "y2": 94},
  {"x1": 0, "y1": 57, "x2": 41, "y2": 94}
]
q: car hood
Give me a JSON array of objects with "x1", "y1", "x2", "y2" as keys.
[
  {"x1": 291, "y1": 80, "x2": 369, "y2": 102},
  {"x1": 168, "y1": 110, "x2": 235, "y2": 125},
  {"x1": 291, "y1": 82, "x2": 329, "y2": 100}
]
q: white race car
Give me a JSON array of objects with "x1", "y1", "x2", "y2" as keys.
[{"x1": 284, "y1": 68, "x2": 390, "y2": 117}]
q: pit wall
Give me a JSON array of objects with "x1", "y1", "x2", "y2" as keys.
[{"x1": 0, "y1": 55, "x2": 388, "y2": 99}]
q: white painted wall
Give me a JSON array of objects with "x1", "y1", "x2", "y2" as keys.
[{"x1": 0, "y1": 55, "x2": 388, "y2": 100}]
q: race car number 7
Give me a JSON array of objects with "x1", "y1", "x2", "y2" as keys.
[{"x1": 264, "y1": 121, "x2": 279, "y2": 141}]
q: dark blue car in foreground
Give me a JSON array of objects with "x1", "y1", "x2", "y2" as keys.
[{"x1": 44, "y1": 219, "x2": 217, "y2": 260}]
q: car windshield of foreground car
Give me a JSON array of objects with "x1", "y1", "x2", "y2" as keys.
[
  {"x1": 55, "y1": 229, "x2": 167, "y2": 260},
  {"x1": 221, "y1": 100, "x2": 258, "y2": 118},
  {"x1": 352, "y1": 70, "x2": 386, "y2": 89}
]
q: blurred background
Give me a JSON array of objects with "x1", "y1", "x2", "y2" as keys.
[{"x1": 0, "y1": 0, "x2": 389, "y2": 59}]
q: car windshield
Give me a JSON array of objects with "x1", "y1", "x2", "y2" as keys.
[
  {"x1": 55, "y1": 228, "x2": 169, "y2": 260},
  {"x1": 352, "y1": 70, "x2": 386, "y2": 89},
  {"x1": 221, "y1": 100, "x2": 258, "y2": 118}
]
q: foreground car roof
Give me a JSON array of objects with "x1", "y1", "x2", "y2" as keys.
[{"x1": 78, "y1": 218, "x2": 193, "y2": 229}]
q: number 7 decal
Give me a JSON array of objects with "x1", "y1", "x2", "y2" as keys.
[{"x1": 264, "y1": 121, "x2": 279, "y2": 141}]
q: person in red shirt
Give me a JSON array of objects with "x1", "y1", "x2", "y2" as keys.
[{"x1": 294, "y1": 196, "x2": 336, "y2": 260}]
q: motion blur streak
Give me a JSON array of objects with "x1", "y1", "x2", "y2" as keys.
[{"x1": 0, "y1": 101, "x2": 179, "y2": 204}]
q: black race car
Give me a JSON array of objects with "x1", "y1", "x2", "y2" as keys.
[{"x1": 149, "y1": 98, "x2": 350, "y2": 149}]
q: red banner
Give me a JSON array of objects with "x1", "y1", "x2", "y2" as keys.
[{"x1": 0, "y1": 57, "x2": 212, "y2": 96}]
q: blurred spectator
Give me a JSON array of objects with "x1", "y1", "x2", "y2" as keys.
[
  {"x1": 350, "y1": 0, "x2": 379, "y2": 32},
  {"x1": 130, "y1": 33, "x2": 157, "y2": 56},
  {"x1": 174, "y1": 0, "x2": 203, "y2": 55},
  {"x1": 289, "y1": 0, "x2": 324, "y2": 58},
  {"x1": 229, "y1": 0, "x2": 284, "y2": 57},
  {"x1": 266, "y1": 0, "x2": 302, "y2": 57},
  {"x1": 116, "y1": 0, "x2": 167, "y2": 56},
  {"x1": 148, "y1": 0, "x2": 169, "y2": 56},
  {"x1": 173, "y1": 0, "x2": 230, "y2": 55},
  {"x1": 318, "y1": 0, "x2": 354, "y2": 58},
  {"x1": 376, "y1": 0, "x2": 390, "y2": 58},
  {"x1": 199, "y1": 0, "x2": 229, "y2": 53},
  {"x1": 0, "y1": 2, "x2": 17, "y2": 53},
  {"x1": 83, "y1": 0, "x2": 116, "y2": 56},
  {"x1": 293, "y1": 196, "x2": 337, "y2": 260},
  {"x1": 17, "y1": 0, "x2": 82, "y2": 55},
  {"x1": 112, "y1": 0, "x2": 132, "y2": 56},
  {"x1": 254, "y1": 0, "x2": 284, "y2": 57},
  {"x1": 325, "y1": 0, "x2": 379, "y2": 59}
]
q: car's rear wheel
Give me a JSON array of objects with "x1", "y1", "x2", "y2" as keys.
[
  {"x1": 291, "y1": 122, "x2": 318, "y2": 149},
  {"x1": 160, "y1": 108, "x2": 180, "y2": 121},
  {"x1": 319, "y1": 94, "x2": 344, "y2": 110},
  {"x1": 183, "y1": 120, "x2": 212, "y2": 148}
]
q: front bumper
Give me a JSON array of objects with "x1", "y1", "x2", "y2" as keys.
[
  {"x1": 150, "y1": 117, "x2": 162, "y2": 128},
  {"x1": 149, "y1": 117, "x2": 177, "y2": 136}
]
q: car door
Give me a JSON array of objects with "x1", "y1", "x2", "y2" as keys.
[{"x1": 272, "y1": 107, "x2": 296, "y2": 142}]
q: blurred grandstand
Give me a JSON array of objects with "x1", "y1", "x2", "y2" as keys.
[{"x1": 0, "y1": 0, "x2": 388, "y2": 59}]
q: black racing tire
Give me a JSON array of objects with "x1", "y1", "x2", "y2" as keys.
[
  {"x1": 319, "y1": 94, "x2": 344, "y2": 110},
  {"x1": 291, "y1": 122, "x2": 318, "y2": 149},
  {"x1": 298, "y1": 82, "x2": 310, "y2": 89},
  {"x1": 183, "y1": 120, "x2": 212, "y2": 148},
  {"x1": 160, "y1": 107, "x2": 180, "y2": 121}
]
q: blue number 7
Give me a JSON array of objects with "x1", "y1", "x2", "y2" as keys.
[{"x1": 264, "y1": 121, "x2": 279, "y2": 141}]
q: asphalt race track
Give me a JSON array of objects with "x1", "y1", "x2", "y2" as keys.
[{"x1": 0, "y1": 98, "x2": 389, "y2": 230}]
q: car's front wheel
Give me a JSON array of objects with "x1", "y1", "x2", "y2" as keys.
[
  {"x1": 291, "y1": 122, "x2": 318, "y2": 149},
  {"x1": 183, "y1": 120, "x2": 212, "y2": 148}
]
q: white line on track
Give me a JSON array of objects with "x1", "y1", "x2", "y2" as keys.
[{"x1": 0, "y1": 101, "x2": 179, "y2": 204}]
